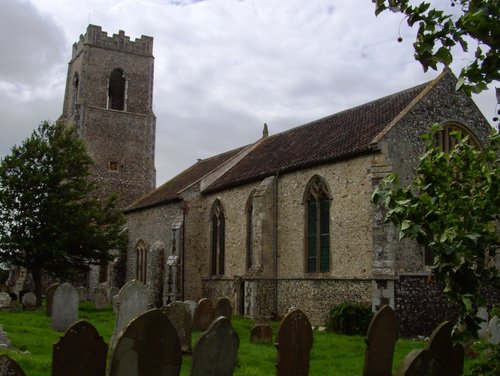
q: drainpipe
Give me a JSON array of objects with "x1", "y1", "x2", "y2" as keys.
[{"x1": 273, "y1": 173, "x2": 279, "y2": 318}]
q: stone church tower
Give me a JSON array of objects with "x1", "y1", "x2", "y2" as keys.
[{"x1": 60, "y1": 25, "x2": 156, "y2": 209}]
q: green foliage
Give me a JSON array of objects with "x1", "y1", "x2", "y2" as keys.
[
  {"x1": 0, "y1": 121, "x2": 127, "y2": 299},
  {"x1": 469, "y1": 343, "x2": 500, "y2": 376},
  {"x1": 373, "y1": 0, "x2": 500, "y2": 95},
  {"x1": 372, "y1": 125, "x2": 500, "y2": 342},
  {"x1": 326, "y1": 302, "x2": 374, "y2": 335}
]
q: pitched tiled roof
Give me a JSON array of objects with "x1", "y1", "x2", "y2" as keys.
[
  {"x1": 204, "y1": 80, "x2": 431, "y2": 193},
  {"x1": 125, "y1": 146, "x2": 246, "y2": 212}
]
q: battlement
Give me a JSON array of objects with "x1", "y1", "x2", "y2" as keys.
[{"x1": 72, "y1": 24, "x2": 153, "y2": 58}]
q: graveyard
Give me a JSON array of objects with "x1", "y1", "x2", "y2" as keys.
[{"x1": 0, "y1": 282, "x2": 495, "y2": 375}]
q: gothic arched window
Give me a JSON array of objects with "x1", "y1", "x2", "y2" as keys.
[
  {"x1": 246, "y1": 190, "x2": 255, "y2": 270},
  {"x1": 108, "y1": 68, "x2": 127, "y2": 111},
  {"x1": 136, "y1": 240, "x2": 147, "y2": 283},
  {"x1": 433, "y1": 122, "x2": 479, "y2": 153},
  {"x1": 304, "y1": 175, "x2": 331, "y2": 273},
  {"x1": 210, "y1": 199, "x2": 225, "y2": 276}
]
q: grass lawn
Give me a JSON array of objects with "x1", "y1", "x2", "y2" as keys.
[{"x1": 0, "y1": 302, "x2": 485, "y2": 375}]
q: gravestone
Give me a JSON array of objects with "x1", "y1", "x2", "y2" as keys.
[
  {"x1": 363, "y1": 305, "x2": 399, "y2": 376},
  {"x1": 93, "y1": 290, "x2": 108, "y2": 310},
  {"x1": 21, "y1": 292, "x2": 36, "y2": 309},
  {"x1": 109, "y1": 309, "x2": 181, "y2": 376},
  {"x1": 0, "y1": 292, "x2": 11, "y2": 308},
  {"x1": 108, "y1": 287, "x2": 119, "y2": 302},
  {"x1": 488, "y1": 316, "x2": 499, "y2": 345},
  {"x1": 184, "y1": 300, "x2": 197, "y2": 321},
  {"x1": 275, "y1": 308, "x2": 313, "y2": 376},
  {"x1": 76, "y1": 286, "x2": 87, "y2": 302},
  {"x1": 214, "y1": 297, "x2": 232, "y2": 320},
  {"x1": 192, "y1": 298, "x2": 214, "y2": 331},
  {"x1": 111, "y1": 294, "x2": 120, "y2": 314},
  {"x1": 250, "y1": 324, "x2": 273, "y2": 344},
  {"x1": 52, "y1": 320, "x2": 107, "y2": 376},
  {"x1": 0, "y1": 354, "x2": 26, "y2": 376},
  {"x1": 189, "y1": 316, "x2": 239, "y2": 376},
  {"x1": 0, "y1": 325, "x2": 11, "y2": 348},
  {"x1": 162, "y1": 301, "x2": 192, "y2": 353},
  {"x1": 111, "y1": 280, "x2": 149, "y2": 347},
  {"x1": 396, "y1": 321, "x2": 463, "y2": 376},
  {"x1": 51, "y1": 282, "x2": 79, "y2": 332},
  {"x1": 46, "y1": 283, "x2": 59, "y2": 316}
]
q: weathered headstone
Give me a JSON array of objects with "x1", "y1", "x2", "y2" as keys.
[
  {"x1": 250, "y1": 324, "x2": 273, "y2": 344},
  {"x1": 109, "y1": 309, "x2": 181, "y2": 376},
  {"x1": 0, "y1": 325, "x2": 11, "y2": 348},
  {"x1": 363, "y1": 305, "x2": 399, "y2": 376},
  {"x1": 52, "y1": 320, "x2": 107, "y2": 376},
  {"x1": 162, "y1": 301, "x2": 192, "y2": 353},
  {"x1": 189, "y1": 316, "x2": 239, "y2": 376},
  {"x1": 111, "y1": 294, "x2": 120, "y2": 314},
  {"x1": 46, "y1": 283, "x2": 59, "y2": 316},
  {"x1": 108, "y1": 287, "x2": 119, "y2": 302},
  {"x1": 51, "y1": 282, "x2": 79, "y2": 332},
  {"x1": 396, "y1": 321, "x2": 463, "y2": 376},
  {"x1": 214, "y1": 297, "x2": 232, "y2": 320},
  {"x1": 21, "y1": 292, "x2": 36, "y2": 309},
  {"x1": 192, "y1": 298, "x2": 214, "y2": 331},
  {"x1": 275, "y1": 308, "x2": 313, "y2": 376},
  {"x1": 184, "y1": 300, "x2": 197, "y2": 320},
  {"x1": 76, "y1": 286, "x2": 88, "y2": 302},
  {"x1": 488, "y1": 316, "x2": 499, "y2": 345},
  {"x1": 93, "y1": 290, "x2": 108, "y2": 310},
  {"x1": 0, "y1": 292, "x2": 12, "y2": 308},
  {"x1": 111, "y1": 280, "x2": 149, "y2": 347},
  {"x1": 0, "y1": 354, "x2": 26, "y2": 375}
]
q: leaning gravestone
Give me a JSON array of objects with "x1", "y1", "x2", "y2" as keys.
[
  {"x1": 275, "y1": 308, "x2": 313, "y2": 376},
  {"x1": 0, "y1": 292, "x2": 11, "y2": 308},
  {"x1": 0, "y1": 354, "x2": 26, "y2": 375},
  {"x1": 21, "y1": 292, "x2": 36, "y2": 310},
  {"x1": 488, "y1": 316, "x2": 499, "y2": 345},
  {"x1": 214, "y1": 297, "x2": 232, "y2": 320},
  {"x1": 109, "y1": 309, "x2": 181, "y2": 376},
  {"x1": 46, "y1": 283, "x2": 59, "y2": 316},
  {"x1": 162, "y1": 301, "x2": 192, "y2": 353},
  {"x1": 250, "y1": 324, "x2": 273, "y2": 344},
  {"x1": 396, "y1": 321, "x2": 464, "y2": 376},
  {"x1": 76, "y1": 286, "x2": 87, "y2": 302},
  {"x1": 192, "y1": 298, "x2": 214, "y2": 331},
  {"x1": 189, "y1": 316, "x2": 239, "y2": 376},
  {"x1": 51, "y1": 283, "x2": 79, "y2": 332},
  {"x1": 111, "y1": 280, "x2": 149, "y2": 347},
  {"x1": 52, "y1": 320, "x2": 107, "y2": 376},
  {"x1": 363, "y1": 305, "x2": 399, "y2": 376}
]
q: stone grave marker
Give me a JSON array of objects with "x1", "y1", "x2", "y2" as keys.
[
  {"x1": 108, "y1": 287, "x2": 119, "y2": 302},
  {"x1": 109, "y1": 309, "x2": 181, "y2": 376},
  {"x1": 162, "y1": 301, "x2": 192, "y2": 353},
  {"x1": 51, "y1": 282, "x2": 79, "y2": 332},
  {"x1": 275, "y1": 308, "x2": 313, "y2": 376},
  {"x1": 93, "y1": 290, "x2": 108, "y2": 310},
  {"x1": 0, "y1": 292, "x2": 11, "y2": 308},
  {"x1": 189, "y1": 316, "x2": 239, "y2": 376},
  {"x1": 363, "y1": 305, "x2": 399, "y2": 376},
  {"x1": 21, "y1": 292, "x2": 36, "y2": 309},
  {"x1": 250, "y1": 324, "x2": 273, "y2": 344},
  {"x1": 46, "y1": 283, "x2": 59, "y2": 316},
  {"x1": 111, "y1": 280, "x2": 149, "y2": 347},
  {"x1": 111, "y1": 294, "x2": 120, "y2": 314},
  {"x1": 76, "y1": 286, "x2": 87, "y2": 302},
  {"x1": 488, "y1": 316, "x2": 499, "y2": 345},
  {"x1": 396, "y1": 321, "x2": 463, "y2": 376},
  {"x1": 184, "y1": 300, "x2": 197, "y2": 320},
  {"x1": 214, "y1": 297, "x2": 232, "y2": 319},
  {"x1": 0, "y1": 354, "x2": 26, "y2": 376},
  {"x1": 192, "y1": 298, "x2": 214, "y2": 331},
  {"x1": 52, "y1": 320, "x2": 107, "y2": 376},
  {"x1": 0, "y1": 325, "x2": 11, "y2": 348}
]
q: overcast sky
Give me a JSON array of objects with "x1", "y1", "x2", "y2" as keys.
[{"x1": 0, "y1": 0, "x2": 497, "y2": 185}]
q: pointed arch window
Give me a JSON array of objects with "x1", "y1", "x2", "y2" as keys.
[
  {"x1": 136, "y1": 240, "x2": 147, "y2": 283},
  {"x1": 210, "y1": 199, "x2": 225, "y2": 276},
  {"x1": 246, "y1": 190, "x2": 255, "y2": 270},
  {"x1": 304, "y1": 175, "x2": 331, "y2": 273},
  {"x1": 108, "y1": 68, "x2": 127, "y2": 111},
  {"x1": 433, "y1": 123, "x2": 480, "y2": 153}
]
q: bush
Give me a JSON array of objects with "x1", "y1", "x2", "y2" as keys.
[{"x1": 327, "y1": 302, "x2": 373, "y2": 335}]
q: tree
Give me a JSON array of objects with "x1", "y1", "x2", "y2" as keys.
[
  {"x1": 372, "y1": 125, "x2": 500, "y2": 341},
  {"x1": 0, "y1": 121, "x2": 127, "y2": 303},
  {"x1": 373, "y1": 0, "x2": 500, "y2": 95}
]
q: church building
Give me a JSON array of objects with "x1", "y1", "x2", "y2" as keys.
[{"x1": 63, "y1": 25, "x2": 495, "y2": 336}]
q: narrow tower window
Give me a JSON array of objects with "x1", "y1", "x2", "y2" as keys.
[
  {"x1": 136, "y1": 240, "x2": 147, "y2": 284},
  {"x1": 108, "y1": 68, "x2": 127, "y2": 111},
  {"x1": 210, "y1": 199, "x2": 225, "y2": 276},
  {"x1": 72, "y1": 72, "x2": 79, "y2": 111}
]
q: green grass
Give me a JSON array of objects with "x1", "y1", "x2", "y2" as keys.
[{"x1": 0, "y1": 304, "x2": 485, "y2": 375}]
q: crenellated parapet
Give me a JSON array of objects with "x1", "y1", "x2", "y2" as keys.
[{"x1": 72, "y1": 24, "x2": 153, "y2": 58}]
